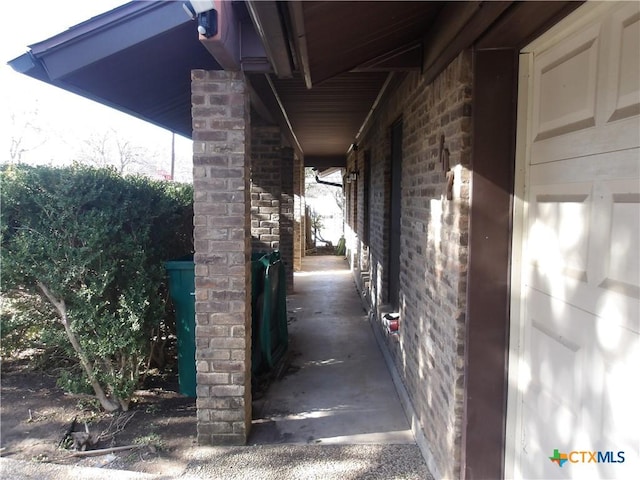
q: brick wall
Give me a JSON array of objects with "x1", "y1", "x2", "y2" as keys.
[
  {"x1": 251, "y1": 126, "x2": 282, "y2": 254},
  {"x1": 346, "y1": 149, "x2": 371, "y2": 294},
  {"x1": 191, "y1": 70, "x2": 252, "y2": 445},
  {"x1": 279, "y1": 147, "x2": 294, "y2": 291},
  {"x1": 354, "y1": 51, "x2": 473, "y2": 478},
  {"x1": 250, "y1": 126, "x2": 294, "y2": 291}
]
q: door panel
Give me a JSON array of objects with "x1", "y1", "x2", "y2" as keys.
[{"x1": 510, "y1": 3, "x2": 640, "y2": 478}]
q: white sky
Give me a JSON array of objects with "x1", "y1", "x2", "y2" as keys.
[{"x1": 0, "y1": 0, "x2": 193, "y2": 181}]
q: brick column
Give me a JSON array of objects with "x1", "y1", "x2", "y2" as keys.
[
  {"x1": 280, "y1": 147, "x2": 294, "y2": 291},
  {"x1": 250, "y1": 127, "x2": 294, "y2": 292},
  {"x1": 250, "y1": 126, "x2": 280, "y2": 253},
  {"x1": 191, "y1": 70, "x2": 251, "y2": 445}
]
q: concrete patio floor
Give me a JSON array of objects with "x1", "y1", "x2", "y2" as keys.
[{"x1": 250, "y1": 255, "x2": 414, "y2": 445}]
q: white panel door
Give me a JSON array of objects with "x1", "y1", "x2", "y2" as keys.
[{"x1": 508, "y1": 2, "x2": 640, "y2": 479}]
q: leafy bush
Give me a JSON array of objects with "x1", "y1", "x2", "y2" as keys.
[
  {"x1": 0, "y1": 290, "x2": 60, "y2": 357},
  {"x1": 1, "y1": 164, "x2": 193, "y2": 411}
]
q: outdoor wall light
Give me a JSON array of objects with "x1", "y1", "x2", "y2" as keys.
[
  {"x1": 348, "y1": 170, "x2": 358, "y2": 182},
  {"x1": 183, "y1": 1, "x2": 218, "y2": 37}
]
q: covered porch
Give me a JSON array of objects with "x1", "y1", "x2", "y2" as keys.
[{"x1": 9, "y1": 1, "x2": 605, "y2": 478}]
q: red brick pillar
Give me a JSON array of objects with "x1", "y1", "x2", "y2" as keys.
[{"x1": 191, "y1": 70, "x2": 251, "y2": 445}]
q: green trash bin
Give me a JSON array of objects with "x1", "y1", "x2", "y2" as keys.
[
  {"x1": 251, "y1": 251, "x2": 288, "y2": 376},
  {"x1": 166, "y1": 251, "x2": 288, "y2": 394},
  {"x1": 165, "y1": 257, "x2": 196, "y2": 397}
]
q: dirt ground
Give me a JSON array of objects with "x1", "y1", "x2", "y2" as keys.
[{"x1": 0, "y1": 357, "x2": 198, "y2": 475}]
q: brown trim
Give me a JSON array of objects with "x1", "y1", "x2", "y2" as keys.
[
  {"x1": 423, "y1": 1, "x2": 513, "y2": 84},
  {"x1": 465, "y1": 47, "x2": 517, "y2": 480},
  {"x1": 463, "y1": 2, "x2": 584, "y2": 478},
  {"x1": 476, "y1": 1, "x2": 584, "y2": 50}
]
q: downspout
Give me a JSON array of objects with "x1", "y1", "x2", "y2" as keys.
[{"x1": 315, "y1": 174, "x2": 342, "y2": 188}]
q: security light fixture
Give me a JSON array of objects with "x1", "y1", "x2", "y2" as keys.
[{"x1": 183, "y1": 1, "x2": 218, "y2": 38}]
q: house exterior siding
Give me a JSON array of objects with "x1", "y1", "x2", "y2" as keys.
[{"x1": 347, "y1": 50, "x2": 473, "y2": 479}]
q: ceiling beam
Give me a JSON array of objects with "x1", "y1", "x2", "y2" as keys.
[
  {"x1": 476, "y1": 1, "x2": 584, "y2": 49},
  {"x1": 246, "y1": 0, "x2": 293, "y2": 78},
  {"x1": 422, "y1": 1, "x2": 513, "y2": 84}
]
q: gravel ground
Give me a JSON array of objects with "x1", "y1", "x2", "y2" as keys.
[{"x1": 1, "y1": 444, "x2": 435, "y2": 480}]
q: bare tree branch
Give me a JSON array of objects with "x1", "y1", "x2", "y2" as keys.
[
  {"x1": 36, "y1": 280, "x2": 121, "y2": 412},
  {"x1": 8, "y1": 110, "x2": 47, "y2": 163}
]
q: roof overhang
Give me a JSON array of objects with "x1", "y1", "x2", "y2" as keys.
[
  {"x1": 9, "y1": 1, "x2": 224, "y2": 137},
  {"x1": 8, "y1": 1, "x2": 580, "y2": 169}
]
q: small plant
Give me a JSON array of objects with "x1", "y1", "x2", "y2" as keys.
[
  {"x1": 76, "y1": 397, "x2": 102, "y2": 412},
  {"x1": 144, "y1": 404, "x2": 160, "y2": 415},
  {"x1": 58, "y1": 371, "x2": 94, "y2": 396},
  {"x1": 133, "y1": 432, "x2": 164, "y2": 451}
]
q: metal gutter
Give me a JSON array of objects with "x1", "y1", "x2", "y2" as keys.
[
  {"x1": 288, "y1": 1, "x2": 312, "y2": 89},
  {"x1": 13, "y1": 1, "x2": 190, "y2": 81},
  {"x1": 7, "y1": 0, "x2": 220, "y2": 137},
  {"x1": 246, "y1": 0, "x2": 292, "y2": 77}
]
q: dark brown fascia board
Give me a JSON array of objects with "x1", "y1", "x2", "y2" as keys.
[
  {"x1": 422, "y1": 1, "x2": 513, "y2": 84},
  {"x1": 476, "y1": 1, "x2": 585, "y2": 50}
]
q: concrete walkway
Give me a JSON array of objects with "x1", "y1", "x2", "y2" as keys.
[
  {"x1": 0, "y1": 256, "x2": 434, "y2": 479},
  {"x1": 251, "y1": 255, "x2": 413, "y2": 445}
]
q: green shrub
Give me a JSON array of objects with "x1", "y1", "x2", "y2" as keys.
[{"x1": 1, "y1": 164, "x2": 193, "y2": 411}]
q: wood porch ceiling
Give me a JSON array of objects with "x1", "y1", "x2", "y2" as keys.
[
  {"x1": 255, "y1": 1, "x2": 443, "y2": 166},
  {"x1": 298, "y1": 1, "x2": 443, "y2": 86}
]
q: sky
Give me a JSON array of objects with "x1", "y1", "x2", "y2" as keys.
[{"x1": 0, "y1": 0, "x2": 193, "y2": 182}]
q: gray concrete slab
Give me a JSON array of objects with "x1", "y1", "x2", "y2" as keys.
[{"x1": 251, "y1": 256, "x2": 414, "y2": 445}]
